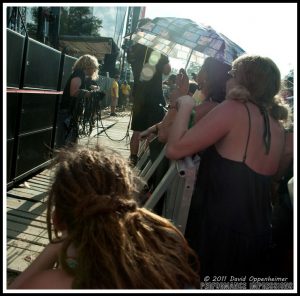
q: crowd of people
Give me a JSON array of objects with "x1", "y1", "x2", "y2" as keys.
[{"x1": 9, "y1": 37, "x2": 294, "y2": 289}]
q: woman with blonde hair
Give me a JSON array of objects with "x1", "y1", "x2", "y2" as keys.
[
  {"x1": 9, "y1": 145, "x2": 200, "y2": 289},
  {"x1": 56, "y1": 54, "x2": 101, "y2": 147},
  {"x1": 166, "y1": 54, "x2": 291, "y2": 281}
]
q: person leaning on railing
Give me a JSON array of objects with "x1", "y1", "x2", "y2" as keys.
[{"x1": 166, "y1": 54, "x2": 292, "y2": 281}]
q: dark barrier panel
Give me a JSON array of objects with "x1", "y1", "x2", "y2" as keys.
[
  {"x1": 7, "y1": 138, "x2": 14, "y2": 182},
  {"x1": 15, "y1": 129, "x2": 53, "y2": 178},
  {"x1": 7, "y1": 92, "x2": 19, "y2": 139},
  {"x1": 6, "y1": 29, "x2": 83, "y2": 186},
  {"x1": 102, "y1": 52, "x2": 118, "y2": 77},
  {"x1": 7, "y1": 28, "x2": 25, "y2": 88},
  {"x1": 23, "y1": 38, "x2": 61, "y2": 90},
  {"x1": 19, "y1": 93, "x2": 57, "y2": 134},
  {"x1": 60, "y1": 54, "x2": 77, "y2": 91}
]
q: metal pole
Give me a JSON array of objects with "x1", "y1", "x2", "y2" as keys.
[
  {"x1": 49, "y1": 7, "x2": 60, "y2": 49},
  {"x1": 185, "y1": 49, "x2": 193, "y2": 70},
  {"x1": 36, "y1": 7, "x2": 45, "y2": 43},
  {"x1": 120, "y1": 7, "x2": 132, "y2": 80}
]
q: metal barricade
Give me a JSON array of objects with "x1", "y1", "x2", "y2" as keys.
[{"x1": 143, "y1": 148, "x2": 201, "y2": 234}]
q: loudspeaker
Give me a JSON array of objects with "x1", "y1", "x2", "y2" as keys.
[
  {"x1": 7, "y1": 92, "x2": 19, "y2": 139},
  {"x1": 60, "y1": 54, "x2": 77, "y2": 91},
  {"x1": 101, "y1": 40, "x2": 119, "y2": 77},
  {"x1": 15, "y1": 129, "x2": 52, "y2": 178},
  {"x1": 7, "y1": 28, "x2": 25, "y2": 88},
  {"x1": 19, "y1": 93, "x2": 57, "y2": 134},
  {"x1": 7, "y1": 138, "x2": 14, "y2": 182},
  {"x1": 23, "y1": 38, "x2": 61, "y2": 90}
]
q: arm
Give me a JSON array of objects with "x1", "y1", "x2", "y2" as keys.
[
  {"x1": 70, "y1": 77, "x2": 91, "y2": 99},
  {"x1": 139, "y1": 123, "x2": 159, "y2": 140},
  {"x1": 158, "y1": 70, "x2": 190, "y2": 142},
  {"x1": 194, "y1": 101, "x2": 219, "y2": 122},
  {"x1": 166, "y1": 97, "x2": 232, "y2": 159},
  {"x1": 8, "y1": 242, "x2": 63, "y2": 289},
  {"x1": 273, "y1": 131, "x2": 293, "y2": 181},
  {"x1": 157, "y1": 108, "x2": 177, "y2": 143},
  {"x1": 158, "y1": 102, "x2": 218, "y2": 144}
]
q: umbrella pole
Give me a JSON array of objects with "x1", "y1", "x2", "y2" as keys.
[{"x1": 185, "y1": 50, "x2": 193, "y2": 71}]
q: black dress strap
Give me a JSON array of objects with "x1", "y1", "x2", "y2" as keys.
[
  {"x1": 242, "y1": 103, "x2": 251, "y2": 162},
  {"x1": 259, "y1": 106, "x2": 271, "y2": 155}
]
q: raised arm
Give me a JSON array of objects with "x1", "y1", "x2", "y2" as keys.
[{"x1": 166, "y1": 97, "x2": 232, "y2": 159}]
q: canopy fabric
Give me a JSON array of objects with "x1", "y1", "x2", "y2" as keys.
[
  {"x1": 129, "y1": 17, "x2": 246, "y2": 65},
  {"x1": 59, "y1": 35, "x2": 118, "y2": 61}
]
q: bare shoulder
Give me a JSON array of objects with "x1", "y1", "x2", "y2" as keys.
[
  {"x1": 218, "y1": 99, "x2": 245, "y2": 110},
  {"x1": 17, "y1": 269, "x2": 73, "y2": 289},
  {"x1": 199, "y1": 100, "x2": 243, "y2": 121},
  {"x1": 214, "y1": 100, "x2": 251, "y2": 120},
  {"x1": 71, "y1": 76, "x2": 82, "y2": 84}
]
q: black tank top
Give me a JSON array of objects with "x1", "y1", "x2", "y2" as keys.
[{"x1": 60, "y1": 69, "x2": 86, "y2": 110}]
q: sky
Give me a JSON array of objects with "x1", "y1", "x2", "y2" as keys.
[
  {"x1": 143, "y1": 3, "x2": 297, "y2": 78},
  {"x1": 6, "y1": 3, "x2": 296, "y2": 77}
]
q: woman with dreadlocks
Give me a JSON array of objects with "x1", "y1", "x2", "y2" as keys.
[{"x1": 9, "y1": 145, "x2": 200, "y2": 289}]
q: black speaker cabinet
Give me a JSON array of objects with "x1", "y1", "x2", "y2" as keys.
[
  {"x1": 7, "y1": 92, "x2": 19, "y2": 139},
  {"x1": 23, "y1": 38, "x2": 61, "y2": 90},
  {"x1": 7, "y1": 28, "x2": 25, "y2": 88},
  {"x1": 15, "y1": 129, "x2": 52, "y2": 178},
  {"x1": 19, "y1": 93, "x2": 57, "y2": 134},
  {"x1": 102, "y1": 52, "x2": 118, "y2": 77},
  {"x1": 60, "y1": 54, "x2": 77, "y2": 91},
  {"x1": 7, "y1": 138, "x2": 14, "y2": 182}
]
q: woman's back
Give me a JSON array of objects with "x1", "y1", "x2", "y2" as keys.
[
  {"x1": 185, "y1": 99, "x2": 285, "y2": 277},
  {"x1": 215, "y1": 99, "x2": 285, "y2": 175}
]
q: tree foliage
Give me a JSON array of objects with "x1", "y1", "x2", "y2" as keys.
[
  {"x1": 25, "y1": 7, "x2": 103, "y2": 37},
  {"x1": 60, "y1": 7, "x2": 103, "y2": 36},
  {"x1": 26, "y1": 7, "x2": 38, "y2": 38}
]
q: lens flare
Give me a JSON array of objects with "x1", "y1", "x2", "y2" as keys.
[
  {"x1": 149, "y1": 51, "x2": 161, "y2": 66},
  {"x1": 140, "y1": 64, "x2": 156, "y2": 81}
]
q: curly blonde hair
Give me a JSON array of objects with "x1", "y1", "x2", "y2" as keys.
[
  {"x1": 73, "y1": 54, "x2": 99, "y2": 80},
  {"x1": 47, "y1": 145, "x2": 200, "y2": 289},
  {"x1": 226, "y1": 54, "x2": 291, "y2": 125}
]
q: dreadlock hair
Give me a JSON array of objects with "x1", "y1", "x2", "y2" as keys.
[
  {"x1": 226, "y1": 54, "x2": 291, "y2": 125},
  {"x1": 47, "y1": 145, "x2": 200, "y2": 289}
]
